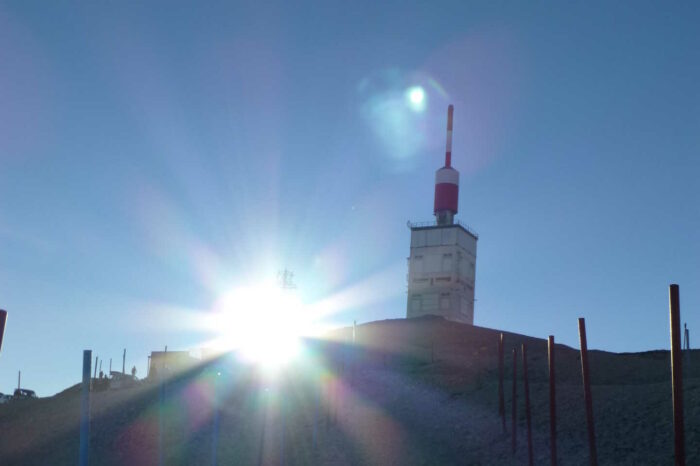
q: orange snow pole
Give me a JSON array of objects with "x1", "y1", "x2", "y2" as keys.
[
  {"x1": 548, "y1": 335, "x2": 557, "y2": 466},
  {"x1": 511, "y1": 348, "x2": 517, "y2": 455},
  {"x1": 522, "y1": 343, "x2": 534, "y2": 466},
  {"x1": 669, "y1": 284, "x2": 685, "y2": 466},
  {"x1": 498, "y1": 333, "x2": 506, "y2": 432},
  {"x1": 578, "y1": 318, "x2": 598, "y2": 466},
  {"x1": 0, "y1": 309, "x2": 7, "y2": 353}
]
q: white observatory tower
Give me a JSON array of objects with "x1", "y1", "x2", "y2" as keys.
[{"x1": 406, "y1": 105, "x2": 478, "y2": 324}]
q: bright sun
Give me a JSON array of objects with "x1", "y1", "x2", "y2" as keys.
[
  {"x1": 406, "y1": 85, "x2": 426, "y2": 111},
  {"x1": 208, "y1": 283, "x2": 311, "y2": 368}
]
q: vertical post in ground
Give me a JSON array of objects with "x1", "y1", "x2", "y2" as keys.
[
  {"x1": 122, "y1": 348, "x2": 126, "y2": 374},
  {"x1": 79, "y1": 350, "x2": 92, "y2": 466},
  {"x1": 548, "y1": 335, "x2": 557, "y2": 466},
  {"x1": 670, "y1": 284, "x2": 685, "y2": 466},
  {"x1": 512, "y1": 348, "x2": 517, "y2": 455},
  {"x1": 333, "y1": 366, "x2": 339, "y2": 425},
  {"x1": 312, "y1": 372, "x2": 319, "y2": 451},
  {"x1": 280, "y1": 383, "x2": 286, "y2": 466},
  {"x1": 578, "y1": 318, "x2": 598, "y2": 466},
  {"x1": 158, "y1": 375, "x2": 166, "y2": 466},
  {"x1": 324, "y1": 377, "x2": 329, "y2": 431},
  {"x1": 498, "y1": 333, "x2": 505, "y2": 433},
  {"x1": 330, "y1": 371, "x2": 335, "y2": 426},
  {"x1": 211, "y1": 373, "x2": 219, "y2": 466},
  {"x1": 352, "y1": 320, "x2": 358, "y2": 381},
  {"x1": 94, "y1": 356, "x2": 98, "y2": 379},
  {"x1": 0, "y1": 309, "x2": 7, "y2": 353},
  {"x1": 522, "y1": 343, "x2": 534, "y2": 466}
]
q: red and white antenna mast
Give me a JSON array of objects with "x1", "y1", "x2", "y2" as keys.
[
  {"x1": 434, "y1": 105, "x2": 460, "y2": 225},
  {"x1": 445, "y1": 104, "x2": 453, "y2": 167}
]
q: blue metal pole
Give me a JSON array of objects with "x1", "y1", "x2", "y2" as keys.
[
  {"x1": 211, "y1": 373, "x2": 219, "y2": 466},
  {"x1": 79, "y1": 350, "x2": 92, "y2": 466},
  {"x1": 312, "y1": 372, "x2": 319, "y2": 451},
  {"x1": 280, "y1": 389, "x2": 285, "y2": 466},
  {"x1": 158, "y1": 375, "x2": 165, "y2": 466}
]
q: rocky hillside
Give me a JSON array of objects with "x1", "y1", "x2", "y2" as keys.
[{"x1": 0, "y1": 316, "x2": 697, "y2": 465}]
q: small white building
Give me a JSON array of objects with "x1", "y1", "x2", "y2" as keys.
[
  {"x1": 406, "y1": 105, "x2": 478, "y2": 324},
  {"x1": 148, "y1": 351, "x2": 198, "y2": 379}
]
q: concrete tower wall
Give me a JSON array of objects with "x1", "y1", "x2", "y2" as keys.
[{"x1": 406, "y1": 224, "x2": 477, "y2": 324}]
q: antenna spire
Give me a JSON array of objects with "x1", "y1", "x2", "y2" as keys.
[
  {"x1": 445, "y1": 104, "x2": 454, "y2": 167},
  {"x1": 434, "y1": 104, "x2": 459, "y2": 225}
]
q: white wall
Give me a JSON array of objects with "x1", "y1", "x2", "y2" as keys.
[{"x1": 406, "y1": 225, "x2": 477, "y2": 324}]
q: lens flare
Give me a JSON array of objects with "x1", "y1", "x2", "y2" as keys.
[{"x1": 358, "y1": 69, "x2": 450, "y2": 163}]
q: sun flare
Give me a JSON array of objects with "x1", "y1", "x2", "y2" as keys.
[{"x1": 207, "y1": 283, "x2": 313, "y2": 368}]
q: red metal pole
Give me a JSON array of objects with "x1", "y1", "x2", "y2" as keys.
[
  {"x1": 578, "y1": 318, "x2": 598, "y2": 466},
  {"x1": 498, "y1": 333, "x2": 505, "y2": 432},
  {"x1": 670, "y1": 284, "x2": 685, "y2": 466},
  {"x1": 512, "y1": 348, "x2": 517, "y2": 455},
  {"x1": 548, "y1": 335, "x2": 557, "y2": 466},
  {"x1": 522, "y1": 343, "x2": 534, "y2": 466}
]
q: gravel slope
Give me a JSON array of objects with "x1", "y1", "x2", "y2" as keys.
[{"x1": 0, "y1": 317, "x2": 696, "y2": 465}]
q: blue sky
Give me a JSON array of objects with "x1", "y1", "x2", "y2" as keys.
[{"x1": 1, "y1": 2, "x2": 699, "y2": 395}]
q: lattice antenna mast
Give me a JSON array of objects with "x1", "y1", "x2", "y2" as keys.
[{"x1": 277, "y1": 269, "x2": 297, "y2": 290}]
